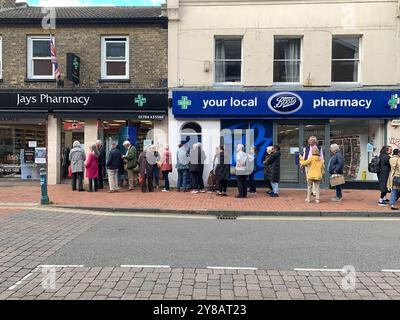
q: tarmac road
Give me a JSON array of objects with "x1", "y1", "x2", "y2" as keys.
[{"x1": 44, "y1": 213, "x2": 400, "y2": 272}]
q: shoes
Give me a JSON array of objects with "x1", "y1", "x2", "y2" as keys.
[
  {"x1": 266, "y1": 190, "x2": 273, "y2": 195},
  {"x1": 269, "y1": 193, "x2": 279, "y2": 197},
  {"x1": 108, "y1": 190, "x2": 115, "y2": 193},
  {"x1": 200, "y1": 190, "x2": 206, "y2": 193},
  {"x1": 191, "y1": 190, "x2": 199, "y2": 194},
  {"x1": 305, "y1": 199, "x2": 311, "y2": 203},
  {"x1": 217, "y1": 192, "x2": 222, "y2": 196},
  {"x1": 128, "y1": 188, "x2": 134, "y2": 191},
  {"x1": 162, "y1": 189, "x2": 170, "y2": 192},
  {"x1": 315, "y1": 200, "x2": 320, "y2": 204},
  {"x1": 78, "y1": 189, "x2": 85, "y2": 192},
  {"x1": 331, "y1": 197, "x2": 342, "y2": 202},
  {"x1": 221, "y1": 193, "x2": 227, "y2": 197},
  {"x1": 391, "y1": 206, "x2": 399, "y2": 210},
  {"x1": 249, "y1": 192, "x2": 256, "y2": 195},
  {"x1": 378, "y1": 201, "x2": 388, "y2": 206},
  {"x1": 235, "y1": 195, "x2": 246, "y2": 198}
]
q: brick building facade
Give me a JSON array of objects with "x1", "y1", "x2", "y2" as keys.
[{"x1": 0, "y1": 3, "x2": 168, "y2": 185}]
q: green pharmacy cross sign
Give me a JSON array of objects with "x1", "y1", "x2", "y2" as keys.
[
  {"x1": 178, "y1": 96, "x2": 191, "y2": 110},
  {"x1": 388, "y1": 94, "x2": 400, "y2": 110},
  {"x1": 67, "y1": 53, "x2": 80, "y2": 84},
  {"x1": 135, "y1": 95, "x2": 147, "y2": 107}
]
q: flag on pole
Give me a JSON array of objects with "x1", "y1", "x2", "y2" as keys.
[{"x1": 50, "y1": 36, "x2": 61, "y2": 81}]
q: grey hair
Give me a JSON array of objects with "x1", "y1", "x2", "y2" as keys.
[
  {"x1": 73, "y1": 141, "x2": 80, "y2": 148},
  {"x1": 237, "y1": 144, "x2": 244, "y2": 151},
  {"x1": 267, "y1": 146, "x2": 274, "y2": 153},
  {"x1": 123, "y1": 140, "x2": 131, "y2": 147},
  {"x1": 330, "y1": 144, "x2": 340, "y2": 153},
  {"x1": 308, "y1": 136, "x2": 318, "y2": 143}
]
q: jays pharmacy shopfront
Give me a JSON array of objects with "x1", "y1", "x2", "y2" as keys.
[
  {"x1": 0, "y1": 90, "x2": 168, "y2": 184},
  {"x1": 171, "y1": 89, "x2": 400, "y2": 188}
]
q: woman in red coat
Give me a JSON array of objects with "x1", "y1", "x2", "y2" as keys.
[
  {"x1": 161, "y1": 145, "x2": 173, "y2": 192},
  {"x1": 85, "y1": 144, "x2": 99, "y2": 192}
]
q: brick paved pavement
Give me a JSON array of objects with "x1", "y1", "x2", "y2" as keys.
[
  {"x1": 0, "y1": 184, "x2": 392, "y2": 214},
  {"x1": 0, "y1": 207, "x2": 400, "y2": 300},
  {"x1": 2, "y1": 266, "x2": 400, "y2": 300}
]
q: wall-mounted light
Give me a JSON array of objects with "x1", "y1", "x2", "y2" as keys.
[{"x1": 204, "y1": 60, "x2": 211, "y2": 72}]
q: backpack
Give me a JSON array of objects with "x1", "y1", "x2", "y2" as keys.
[{"x1": 368, "y1": 155, "x2": 381, "y2": 174}]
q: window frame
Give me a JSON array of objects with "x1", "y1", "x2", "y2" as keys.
[
  {"x1": 273, "y1": 36, "x2": 303, "y2": 85},
  {"x1": 27, "y1": 35, "x2": 55, "y2": 80},
  {"x1": 214, "y1": 36, "x2": 243, "y2": 85},
  {"x1": 331, "y1": 35, "x2": 361, "y2": 84},
  {"x1": 101, "y1": 36, "x2": 129, "y2": 80}
]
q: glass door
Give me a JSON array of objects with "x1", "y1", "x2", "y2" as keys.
[{"x1": 276, "y1": 124, "x2": 300, "y2": 184}]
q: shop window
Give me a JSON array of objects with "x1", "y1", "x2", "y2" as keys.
[
  {"x1": 215, "y1": 38, "x2": 242, "y2": 83},
  {"x1": 332, "y1": 36, "x2": 360, "y2": 83},
  {"x1": 330, "y1": 120, "x2": 384, "y2": 181},
  {"x1": 273, "y1": 37, "x2": 301, "y2": 83},
  {"x1": 101, "y1": 36, "x2": 129, "y2": 79},
  {"x1": 27, "y1": 36, "x2": 54, "y2": 79}
]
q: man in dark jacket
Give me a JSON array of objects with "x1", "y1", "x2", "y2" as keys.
[
  {"x1": 96, "y1": 140, "x2": 106, "y2": 189},
  {"x1": 138, "y1": 147, "x2": 154, "y2": 193},
  {"x1": 189, "y1": 143, "x2": 206, "y2": 193},
  {"x1": 265, "y1": 145, "x2": 281, "y2": 197},
  {"x1": 377, "y1": 146, "x2": 392, "y2": 205},
  {"x1": 106, "y1": 141, "x2": 123, "y2": 193}
]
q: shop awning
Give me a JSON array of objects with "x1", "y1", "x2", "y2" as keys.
[
  {"x1": 52, "y1": 110, "x2": 166, "y2": 121},
  {"x1": 0, "y1": 109, "x2": 48, "y2": 120}
]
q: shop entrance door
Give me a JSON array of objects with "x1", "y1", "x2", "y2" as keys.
[{"x1": 274, "y1": 121, "x2": 329, "y2": 188}]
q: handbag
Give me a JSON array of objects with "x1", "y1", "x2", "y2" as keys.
[
  {"x1": 68, "y1": 165, "x2": 72, "y2": 178},
  {"x1": 330, "y1": 174, "x2": 345, "y2": 187},
  {"x1": 392, "y1": 159, "x2": 400, "y2": 187}
]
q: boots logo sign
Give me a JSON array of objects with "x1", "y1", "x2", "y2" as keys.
[{"x1": 267, "y1": 92, "x2": 303, "y2": 114}]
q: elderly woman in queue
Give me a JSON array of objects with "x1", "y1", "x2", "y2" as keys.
[
  {"x1": 387, "y1": 149, "x2": 400, "y2": 210},
  {"x1": 85, "y1": 144, "x2": 99, "y2": 192},
  {"x1": 377, "y1": 146, "x2": 392, "y2": 206},
  {"x1": 328, "y1": 144, "x2": 345, "y2": 202},
  {"x1": 69, "y1": 141, "x2": 86, "y2": 192}
]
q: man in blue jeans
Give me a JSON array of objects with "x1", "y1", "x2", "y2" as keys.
[{"x1": 176, "y1": 143, "x2": 189, "y2": 192}]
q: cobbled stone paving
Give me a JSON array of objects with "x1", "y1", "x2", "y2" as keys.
[{"x1": 1, "y1": 209, "x2": 400, "y2": 300}]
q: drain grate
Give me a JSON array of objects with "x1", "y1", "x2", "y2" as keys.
[{"x1": 217, "y1": 214, "x2": 237, "y2": 220}]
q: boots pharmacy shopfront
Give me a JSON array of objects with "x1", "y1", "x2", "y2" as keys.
[
  {"x1": 171, "y1": 89, "x2": 399, "y2": 188},
  {"x1": 0, "y1": 90, "x2": 168, "y2": 184}
]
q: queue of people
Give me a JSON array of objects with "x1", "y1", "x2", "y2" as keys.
[
  {"x1": 66, "y1": 136, "x2": 350, "y2": 203},
  {"x1": 376, "y1": 146, "x2": 400, "y2": 210}
]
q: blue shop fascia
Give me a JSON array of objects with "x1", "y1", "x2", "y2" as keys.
[{"x1": 171, "y1": 87, "x2": 400, "y2": 188}]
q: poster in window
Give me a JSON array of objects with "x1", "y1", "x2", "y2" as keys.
[
  {"x1": 35, "y1": 148, "x2": 47, "y2": 164},
  {"x1": 24, "y1": 148, "x2": 35, "y2": 164}
]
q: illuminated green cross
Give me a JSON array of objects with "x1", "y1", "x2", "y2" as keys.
[
  {"x1": 73, "y1": 57, "x2": 79, "y2": 70},
  {"x1": 389, "y1": 94, "x2": 400, "y2": 110},
  {"x1": 135, "y1": 95, "x2": 147, "y2": 107},
  {"x1": 178, "y1": 96, "x2": 191, "y2": 110}
]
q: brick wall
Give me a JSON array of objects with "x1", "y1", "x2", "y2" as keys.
[
  {"x1": 0, "y1": 0, "x2": 15, "y2": 9},
  {"x1": 0, "y1": 24, "x2": 168, "y2": 90}
]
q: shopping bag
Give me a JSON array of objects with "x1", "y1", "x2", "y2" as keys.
[
  {"x1": 330, "y1": 174, "x2": 345, "y2": 187},
  {"x1": 68, "y1": 165, "x2": 72, "y2": 178}
]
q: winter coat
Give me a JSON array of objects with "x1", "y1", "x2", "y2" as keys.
[
  {"x1": 69, "y1": 147, "x2": 86, "y2": 173},
  {"x1": 215, "y1": 152, "x2": 230, "y2": 181},
  {"x1": 300, "y1": 155, "x2": 324, "y2": 181},
  {"x1": 176, "y1": 148, "x2": 189, "y2": 170},
  {"x1": 85, "y1": 152, "x2": 98, "y2": 179},
  {"x1": 387, "y1": 155, "x2": 400, "y2": 191},
  {"x1": 161, "y1": 150, "x2": 173, "y2": 172},
  {"x1": 138, "y1": 151, "x2": 154, "y2": 177},
  {"x1": 189, "y1": 147, "x2": 206, "y2": 173},
  {"x1": 265, "y1": 151, "x2": 281, "y2": 183},
  {"x1": 377, "y1": 153, "x2": 391, "y2": 193},
  {"x1": 328, "y1": 151, "x2": 344, "y2": 175},
  {"x1": 106, "y1": 148, "x2": 123, "y2": 170},
  {"x1": 97, "y1": 146, "x2": 106, "y2": 168},
  {"x1": 263, "y1": 153, "x2": 272, "y2": 180},
  {"x1": 124, "y1": 146, "x2": 138, "y2": 170}
]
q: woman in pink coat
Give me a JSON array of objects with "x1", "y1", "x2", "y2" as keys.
[
  {"x1": 85, "y1": 144, "x2": 99, "y2": 192},
  {"x1": 161, "y1": 145, "x2": 173, "y2": 192}
]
